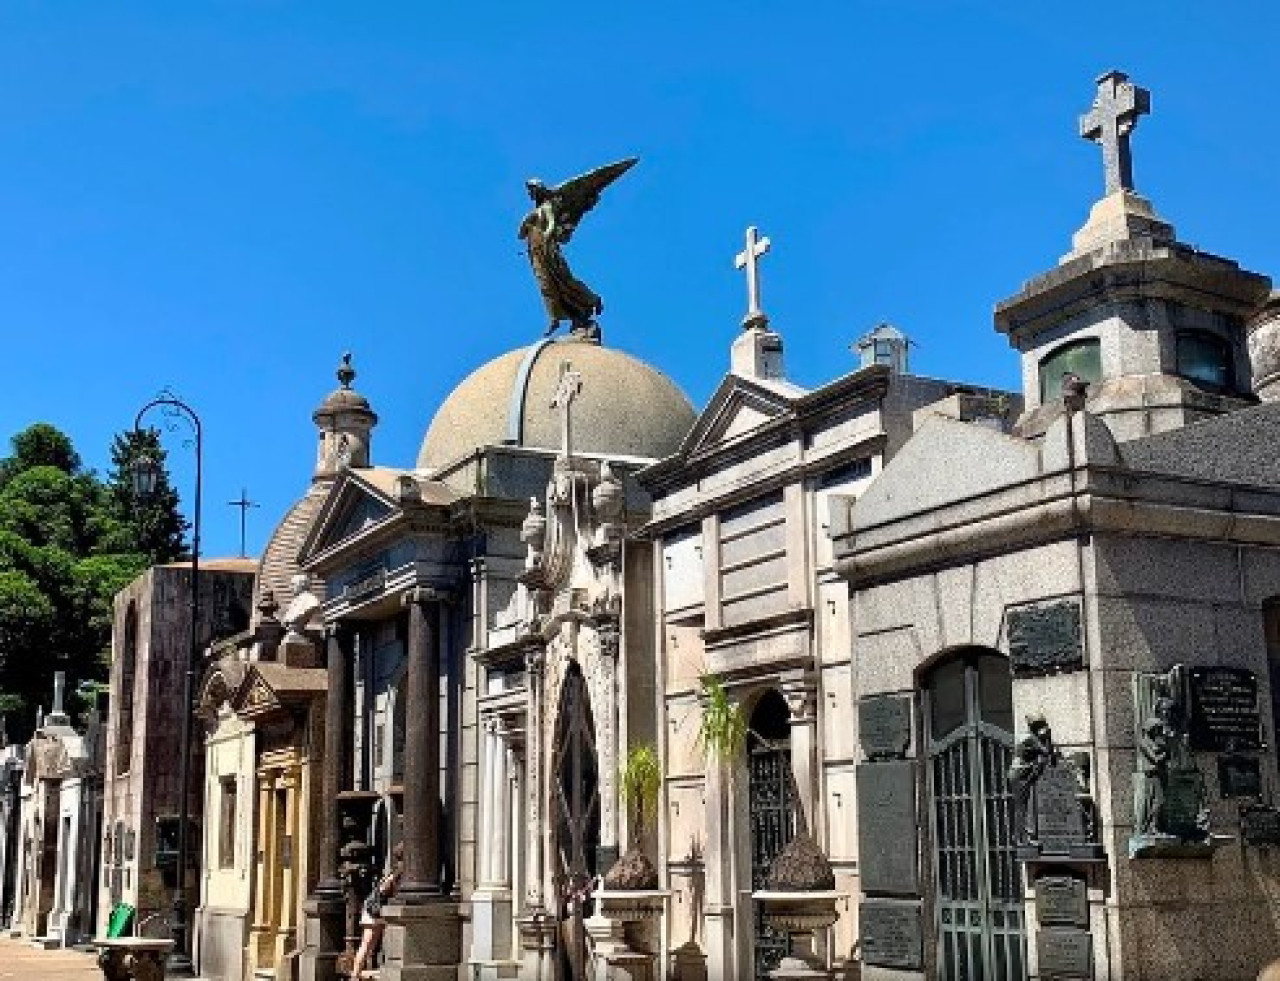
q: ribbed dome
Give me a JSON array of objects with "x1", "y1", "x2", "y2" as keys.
[{"x1": 419, "y1": 336, "x2": 695, "y2": 471}]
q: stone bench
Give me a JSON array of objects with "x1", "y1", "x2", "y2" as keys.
[{"x1": 93, "y1": 937, "x2": 174, "y2": 981}]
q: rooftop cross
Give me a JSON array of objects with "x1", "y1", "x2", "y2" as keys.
[
  {"x1": 550, "y1": 361, "x2": 583, "y2": 460},
  {"x1": 734, "y1": 225, "x2": 772, "y2": 329},
  {"x1": 227, "y1": 488, "x2": 260, "y2": 558},
  {"x1": 1079, "y1": 70, "x2": 1151, "y2": 196}
]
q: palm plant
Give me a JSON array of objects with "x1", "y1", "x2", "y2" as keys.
[
  {"x1": 620, "y1": 742, "x2": 662, "y2": 842},
  {"x1": 696, "y1": 673, "x2": 747, "y2": 764}
]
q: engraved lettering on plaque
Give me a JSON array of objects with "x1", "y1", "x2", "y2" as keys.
[
  {"x1": 1188, "y1": 667, "x2": 1260, "y2": 753},
  {"x1": 1035, "y1": 765, "x2": 1086, "y2": 855},
  {"x1": 1007, "y1": 601, "x2": 1083, "y2": 676},
  {"x1": 859, "y1": 900, "x2": 923, "y2": 970},
  {"x1": 1038, "y1": 928, "x2": 1093, "y2": 979},
  {"x1": 1035, "y1": 875, "x2": 1088, "y2": 928},
  {"x1": 859, "y1": 695, "x2": 911, "y2": 760}
]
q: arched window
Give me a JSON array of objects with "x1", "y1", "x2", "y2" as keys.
[
  {"x1": 1038, "y1": 339, "x2": 1102, "y2": 403},
  {"x1": 115, "y1": 604, "x2": 138, "y2": 776},
  {"x1": 1176, "y1": 330, "x2": 1233, "y2": 393}
]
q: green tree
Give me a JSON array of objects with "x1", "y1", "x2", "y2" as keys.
[
  {"x1": 0, "y1": 423, "x2": 185, "y2": 740},
  {"x1": 101, "y1": 428, "x2": 187, "y2": 564}
]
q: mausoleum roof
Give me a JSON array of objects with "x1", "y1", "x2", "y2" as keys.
[{"x1": 418, "y1": 335, "x2": 695, "y2": 471}]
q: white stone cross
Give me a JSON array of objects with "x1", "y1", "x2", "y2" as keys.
[
  {"x1": 551, "y1": 361, "x2": 583, "y2": 459},
  {"x1": 734, "y1": 225, "x2": 772, "y2": 328},
  {"x1": 1079, "y1": 70, "x2": 1150, "y2": 196}
]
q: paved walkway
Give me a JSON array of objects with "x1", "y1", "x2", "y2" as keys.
[{"x1": 0, "y1": 936, "x2": 102, "y2": 979}]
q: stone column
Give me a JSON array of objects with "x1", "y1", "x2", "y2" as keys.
[
  {"x1": 397, "y1": 587, "x2": 444, "y2": 901},
  {"x1": 784, "y1": 681, "x2": 819, "y2": 838},
  {"x1": 298, "y1": 623, "x2": 353, "y2": 981},
  {"x1": 380, "y1": 587, "x2": 461, "y2": 981},
  {"x1": 471, "y1": 717, "x2": 516, "y2": 979},
  {"x1": 596, "y1": 621, "x2": 620, "y2": 873},
  {"x1": 478, "y1": 720, "x2": 498, "y2": 889},
  {"x1": 518, "y1": 648, "x2": 556, "y2": 979}
]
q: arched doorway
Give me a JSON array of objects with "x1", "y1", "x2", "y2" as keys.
[
  {"x1": 922, "y1": 651, "x2": 1026, "y2": 981},
  {"x1": 551, "y1": 663, "x2": 599, "y2": 981},
  {"x1": 747, "y1": 689, "x2": 794, "y2": 979}
]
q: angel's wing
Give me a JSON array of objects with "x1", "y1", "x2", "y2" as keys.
[{"x1": 551, "y1": 157, "x2": 638, "y2": 241}]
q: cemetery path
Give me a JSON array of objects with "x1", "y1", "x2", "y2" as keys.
[{"x1": 0, "y1": 936, "x2": 101, "y2": 979}]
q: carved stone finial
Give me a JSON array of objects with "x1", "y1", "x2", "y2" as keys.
[
  {"x1": 1079, "y1": 69, "x2": 1150, "y2": 196},
  {"x1": 336, "y1": 352, "x2": 356, "y2": 389}
]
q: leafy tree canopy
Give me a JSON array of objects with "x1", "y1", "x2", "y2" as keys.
[{"x1": 0, "y1": 423, "x2": 187, "y2": 740}]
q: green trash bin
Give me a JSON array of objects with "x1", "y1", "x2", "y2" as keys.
[{"x1": 106, "y1": 903, "x2": 135, "y2": 939}]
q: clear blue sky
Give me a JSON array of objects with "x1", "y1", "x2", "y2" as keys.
[{"x1": 1, "y1": 3, "x2": 1277, "y2": 559}]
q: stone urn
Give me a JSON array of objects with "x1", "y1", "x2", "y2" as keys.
[
  {"x1": 752, "y1": 833, "x2": 843, "y2": 980},
  {"x1": 597, "y1": 844, "x2": 668, "y2": 922}
]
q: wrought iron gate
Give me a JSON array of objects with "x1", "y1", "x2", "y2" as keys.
[
  {"x1": 551, "y1": 664, "x2": 599, "y2": 981},
  {"x1": 749, "y1": 732, "x2": 794, "y2": 978},
  {"x1": 925, "y1": 653, "x2": 1027, "y2": 981}
]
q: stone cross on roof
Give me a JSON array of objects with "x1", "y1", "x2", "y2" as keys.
[
  {"x1": 734, "y1": 225, "x2": 772, "y2": 330},
  {"x1": 550, "y1": 361, "x2": 583, "y2": 459},
  {"x1": 1079, "y1": 70, "x2": 1151, "y2": 196}
]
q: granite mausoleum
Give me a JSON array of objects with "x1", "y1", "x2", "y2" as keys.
[{"x1": 4, "y1": 67, "x2": 1274, "y2": 981}]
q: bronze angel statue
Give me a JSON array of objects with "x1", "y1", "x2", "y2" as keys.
[{"x1": 519, "y1": 158, "x2": 637, "y2": 338}]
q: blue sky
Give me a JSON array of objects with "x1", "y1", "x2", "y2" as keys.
[{"x1": 1, "y1": 3, "x2": 1278, "y2": 559}]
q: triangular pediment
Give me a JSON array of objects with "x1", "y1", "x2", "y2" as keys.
[
  {"x1": 231, "y1": 665, "x2": 283, "y2": 720},
  {"x1": 676, "y1": 375, "x2": 798, "y2": 461},
  {"x1": 297, "y1": 468, "x2": 402, "y2": 564}
]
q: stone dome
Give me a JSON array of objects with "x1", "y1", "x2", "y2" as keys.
[{"x1": 419, "y1": 337, "x2": 695, "y2": 471}]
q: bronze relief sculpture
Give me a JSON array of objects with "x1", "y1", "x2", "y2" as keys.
[{"x1": 519, "y1": 158, "x2": 637, "y2": 339}]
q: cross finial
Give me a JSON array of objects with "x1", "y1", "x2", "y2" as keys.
[
  {"x1": 1079, "y1": 70, "x2": 1151, "y2": 196},
  {"x1": 734, "y1": 225, "x2": 772, "y2": 330},
  {"x1": 336, "y1": 352, "x2": 356, "y2": 389},
  {"x1": 227, "y1": 488, "x2": 260, "y2": 558},
  {"x1": 550, "y1": 361, "x2": 583, "y2": 460}
]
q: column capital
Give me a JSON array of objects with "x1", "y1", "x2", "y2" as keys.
[
  {"x1": 783, "y1": 680, "x2": 818, "y2": 723},
  {"x1": 402, "y1": 585, "x2": 451, "y2": 608},
  {"x1": 322, "y1": 620, "x2": 354, "y2": 643}
]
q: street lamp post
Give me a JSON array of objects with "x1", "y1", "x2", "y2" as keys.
[{"x1": 132, "y1": 394, "x2": 202, "y2": 978}]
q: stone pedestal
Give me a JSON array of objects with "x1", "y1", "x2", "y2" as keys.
[
  {"x1": 470, "y1": 889, "x2": 514, "y2": 978},
  {"x1": 378, "y1": 901, "x2": 463, "y2": 981},
  {"x1": 518, "y1": 912, "x2": 557, "y2": 980},
  {"x1": 297, "y1": 895, "x2": 344, "y2": 981},
  {"x1": 584, "y1": 914, "x2": 655, "y2": 981},
  {"x1": 670, "y1": 940, "x2": 707, "y2": 981}
]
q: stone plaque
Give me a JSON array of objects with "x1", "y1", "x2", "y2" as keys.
[
  {"x1": 1218, "y1": 754, "x2": 1262, "y2": 799},
  {"x1": 1008, "y1": 601, "x2": 1083, "y2": 676},
  {"x1": 859, "y1": 899, "x2": 923, "y2": 970},
  {"x1": 1035, "y1": 764, "x2": 1086, "y2": 855},
  {"x1": 1035, "y1": 875, "x2": 1088, "y2": 928},
  {"x1": 856, "y1": 761, "x2": 919, "y2": 894},
  {"x1": 859, "y1": 695, "x2": 911, "y2": 760},
  {"x1": 1241, "y1": 806, "x2": 1280, "y2": 847},
  {"x1": 1038, "y1": 928, "x2": 1093, "y2": 979},
  {"x1": 1188, "y1": 667, "x2": 1260, "y2": 753}
]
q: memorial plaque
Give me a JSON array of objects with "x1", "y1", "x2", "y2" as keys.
[
  {"x1": 859, "y1": 695, "x2": 911, "y2": 760},
  {"x1": 1035, "y1": 764, "x2": 1086, "y2": 854},
  {"x1": 859, "y1": 899, "x2": 923, "y2": 970},
  {"x1": 856, "y1": 761, "x2": 919, "y2": 894},
  {"x1": 1242, "y1": 806, "x2": 1280, "y2": 847},
  {"x1": 1035, "y1": 875, "x2": 1088, "y2": 928},
  {"x1": 1188, "y1": 667, "x2": 1260, "y2": 753},
  {"x1": 1162, "y1": 767, "x2": 1206, "y2": 839},
  {"x1": 1218, "y1": 754, "x2": 1262, "y2": 799},
  {"x1": 1038, "y1": 928, "x2": 1093, "y2": 979},
  {"x1": 1008, "y1": 601, "x2": 1083, "y2": 676}
]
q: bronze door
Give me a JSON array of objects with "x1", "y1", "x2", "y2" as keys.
[{"x1": 924, "y1": 653, "x2": 1026, "y2": 981}]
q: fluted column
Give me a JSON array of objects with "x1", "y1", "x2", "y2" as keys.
[
  {"x1": 399, "y1": 587, "x2": 445, "y2": 902},
  {"x1": 316, "y1": 623, "x2": 353, "y2": 897}
]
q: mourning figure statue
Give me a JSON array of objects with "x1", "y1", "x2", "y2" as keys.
[
  {"x1": 1134, "y1": 714, "x2": 1170, "y2": 835},
  {"x1": 519, "y1": 158, "x2": 637, "y2": 339},
  {"x1": 1008, "y1": 714, "x2": 1055, "y2": 844}
]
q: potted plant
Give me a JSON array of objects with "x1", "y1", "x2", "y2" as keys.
[{"x1": 600, "y1": 743, "x2": 666, "y2": 921}]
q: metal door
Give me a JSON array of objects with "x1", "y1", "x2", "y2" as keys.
[
  {"x1": 551, "y1": 664, "x2": 599, "y2": 981},
  {"x1": 747, "y1": 690, "x2": 796, "y2": 979},
  {"x1": 924, "y1": 653, "x2": 1026, "y2": 981}
]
